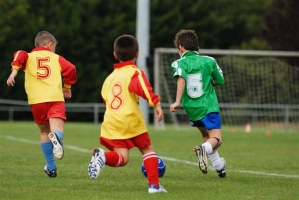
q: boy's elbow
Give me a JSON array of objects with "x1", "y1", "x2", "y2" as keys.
[{"x1": 216, "y1": 79, "x2": 225, "y2": 85}]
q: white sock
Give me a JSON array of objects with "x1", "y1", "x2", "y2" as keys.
[
  {"x1": 208, "y1": 151, "x2": 224, "y2": 171},
  {"x1": 202, "y1": 142, "x2": 213, "y2": 155}
]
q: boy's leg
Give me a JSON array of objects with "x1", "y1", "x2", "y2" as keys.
[
  {"x1": 47, "y1": 102, "x2": 66, "y2": 159},
  {"x1": 105, "y1": 148, "x2": 127, "y2": 167},
  {"x1": 205, "y1": 129, "x2": 226, "y2": 178},
  {"x1": 38, "y1": 124, "x2": 57, "y2": 177},
  {"x1": 194, "y1": 127, "x2": 210, "y2": 174},
  {"x1": 41, "y1": 141, "x2": 57, "y2": 177},
  {"x1": 208, "y1": 151, "x2": 226, "y2": 178},
  {"x1": 139, "y1": 145, "x2": 167, "y2": 193},
  {"x1": 195, "y1": 128, "x2": 223, "y2": 174},
  {"x1": 142, "y1": 151, "x2": 159, "y2": 187},
  {"x1": 136, "y1": 135, "x2": 159, "y2": 187},
  {"x1": 197, "y1": 113, "x2": 223, "y2": 154},
  {"x1": 194, "y1": 113, "x2": 224, "y2": 174},
  {"x1": 88, "y1": 148, "x2": 106, "y2": 179},
  {"x1": 88, "y1": 146, "x2": 127, "y2": 179},
  {"x1": 206, "y1": 129, "x2": 222, "y2": 151},
  {"x1": 49, "y1": 118, "x2": 64, "y2": 159}
]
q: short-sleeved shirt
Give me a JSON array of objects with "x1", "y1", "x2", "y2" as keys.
[{"x1": 171, "y1": 51, "x2": 224, "y2": 121}]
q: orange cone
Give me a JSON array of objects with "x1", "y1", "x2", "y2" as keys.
[
  {"x1": 245, "y1": 123, "x2": 251, "y2": 133},
  {"x1": 266, "y1": 131, "x2": 272, "y2": 136}
]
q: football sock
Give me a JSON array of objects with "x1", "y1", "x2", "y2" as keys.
[
  {"x1": 143, "y1": 152, "x2": 159, "y2": 187},
  {"x1": 208, "y1": 151, "x2": 224, "y2": 171},
  {"x1": 105, "y1": 151, "x2": 124, "y2": 167},
  {"x1": 40, "y1": 141, "x2": 56, "y2": 170},
  {"x1": 202, "y1": 142, "x2": 213, "y2": 155},
  {"x1": 53, "y1": 130, "x2": 63, "y2": 141}
]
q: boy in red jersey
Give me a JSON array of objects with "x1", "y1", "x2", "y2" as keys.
[
  {"x1": 6, "y1": 31, "x2": 77, "y2": 177},
  {"x1": 88, "y1": 34, "x2": 167, "y2": 193}
]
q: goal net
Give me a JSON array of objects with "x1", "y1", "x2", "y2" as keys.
[{"x1": 154, "y1": 48, "x2": 299, "y2": 133}]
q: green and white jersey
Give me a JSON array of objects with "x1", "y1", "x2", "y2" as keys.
[{"x1": 171, "y1": 51, "x2": 224, "y2": 121}]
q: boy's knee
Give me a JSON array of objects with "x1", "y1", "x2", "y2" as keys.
[
  {"x1": 212, "y1": 137, "x2": 222, "y2": 150},
  {"x1": 122, "y1": 157, "x2": 129, "y2": 166},
  {"x1": 122, "y1": 160, "x2": 128, "y2": 166}
]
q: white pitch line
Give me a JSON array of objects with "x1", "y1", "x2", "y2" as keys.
[
  {"x1": 234, "y1": 170, "x2": 299, "y2": 178},
  {"x1": 1, "y1": 135, "x2": 299, "y2": 179},
  {"x1": 160, "y1": 156, "x2": 299, "y2": 178},
  {"x1": 1, "y1": 135, "x2": 40, "y2": 144},
  {"x1": 0, "y1": 135, "x2": 90, "y2": 153}
]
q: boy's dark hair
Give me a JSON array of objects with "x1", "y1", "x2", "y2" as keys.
[
  {"x1": 174, "y1": 29, "x2": 199, "y2": 51},
  {"x1": 35, "y1": 31, "x2": 57, "y2": 47},
  {"x1": 114, "y1": 35, "x2": 139, "y2": 61}
]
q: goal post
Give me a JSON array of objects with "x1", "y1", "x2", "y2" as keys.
[{"x1": 154, "y1": 48, "x2": 299, "y2": 133}]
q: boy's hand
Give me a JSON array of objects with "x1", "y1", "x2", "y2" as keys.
[
  {"x1": 7, "y1": 69, "x2": 18, "y2": 86},
  {"x1": 63, "y1": 87, "x2": 72, "y2": 99},
  {"x1": 211, "y1": 78, "x2": 217, "y2": 86},
  {"x1": 155, "y1": 105, "x2": 164, "y2": 122},
  {"x1": 170, "y1": 101, "x2": 180, "y2": 112}
]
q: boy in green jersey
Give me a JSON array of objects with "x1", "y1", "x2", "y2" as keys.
[{"x1": 170, "y1": 29, "x2": 226, "y2": 178}]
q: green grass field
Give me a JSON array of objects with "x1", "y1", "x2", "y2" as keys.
[{"x1": 0, "y1": 121, "x2": 298, "y2": 200}]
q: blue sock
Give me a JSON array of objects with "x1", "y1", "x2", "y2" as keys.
[
  {"x1": 40, "y1": 141, "x2": 56, "y2": 170},
  {"x1": 54, "y1": 130, "x2": 63, "y2": 141}
]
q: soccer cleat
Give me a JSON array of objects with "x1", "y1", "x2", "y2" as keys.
[
  {"x1": 48, "y1": 132, "x2": 64, "y2": 160},
  {"x1": 44, "y1": 165, "x2": 57, "y2": 178},
  {"x1": 148, "y1": 184, "x2": 167, "y2": 194},
  {"x1": 216, "y1": 157, "x2": 226, "y2": 178},
  {"x1": 88, "y1": 148, "x2": 106, "y2": 179},
  {"x1": 194, "y1": 145, "x2": 208, "y2": 174}
]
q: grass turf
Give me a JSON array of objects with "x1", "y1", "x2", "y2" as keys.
[{"x1": 0, "y1": 121, "x2": 298, "y2": 200}]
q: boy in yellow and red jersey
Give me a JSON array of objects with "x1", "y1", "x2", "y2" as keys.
[
  {"x1": 6, "y1": 31, "x2": 77, "y2": 178},
  {"x1": 88, "y1": 34, "x2": 167, "y2": 194}
]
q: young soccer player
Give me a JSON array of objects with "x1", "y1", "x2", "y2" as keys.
[
  {"x1": 88, "y1": 34, "x2": 167, "y2": 193},
  {"x1": 169, "y1": 29, "x2": 226, "y2": 178},
  {"x1": 6, "y1": 31, "x2": 77, "y2": 177}
]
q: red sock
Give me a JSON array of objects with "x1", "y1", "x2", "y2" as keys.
[
  {"x1": 143, "y1": 152, "x2": 159, "y2": 187},
  {"x1": 105, "y1": 151, "x2": 124, "y2": 167}
]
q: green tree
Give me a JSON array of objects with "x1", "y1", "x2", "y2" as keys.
[
  {"x1": 264, "y1": 0, "x2": 299, "y2": 51},
  {"x1": 0, "y1": 0, "x2": 137, "y2": 103},
  {"x1": 1, "y1": 0, "x2": 295, "y2": 106},
  {"x1": 150, "y1": 0, "x2": 272, "y2": 50},
  {"x1": 264, "y1": 0, "x2": 299, "y2": 65}
]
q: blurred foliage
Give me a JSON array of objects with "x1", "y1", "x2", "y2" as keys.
[
  {"x1": 0, "y1": 0, "x2": 297, "y2": 103},
  {"x1": 264, "y1": 0, "x2": 299, "y2": 65},
  {"x1": 264, "y1": 0, "x2": 299, "y2": 51}
]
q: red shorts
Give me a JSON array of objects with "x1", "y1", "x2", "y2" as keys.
[
  {"x1": 31, "y1": 101, "x2": 66, "y2": 125},
  {"x1": 100, "y1": 132, "x2": 152, "y2": 151}
]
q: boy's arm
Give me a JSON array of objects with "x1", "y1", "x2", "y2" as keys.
[
  {"x1": 128, "y1": 70, "x2": 160, "y2": 107},
  {"x1": 128, "y1": 70, "x2": 164, "y2": 122},
  {"x1": 7, "y1": 50, "x2": 28, "y2": 86},
  {"x1": 11, "y1": 50, "x2": 28, "y2": 70},
  {"x1": 154, "y1": 105, "x2": 164, "y2": 122},
  {"x1": 62, "y1": 88, "x2": 72, "y2": 99},
  {"x1": 170, "y1": 76, "x2": 185, "y2": 112},
  {"x1": 7, "y1": 69, "x2": 18, "y2": 86},
  {"x1": 59, "y1": 56, "x2": 77, "y2": 89},
  {"x1": 212, "y1": 62, "x2": 225, "y2": 86}
]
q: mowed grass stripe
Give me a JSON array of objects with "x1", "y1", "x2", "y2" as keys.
[{"x1": 1, "y1": 134, "x2": 298, "y2": 179}]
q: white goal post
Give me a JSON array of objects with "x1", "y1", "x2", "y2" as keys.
[{"x1": 153, "y1": 48, "x2": 299, "y2": 133}]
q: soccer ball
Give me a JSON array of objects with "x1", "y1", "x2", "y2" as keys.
[{"x1": 141, "y1": 157, "x2": 166, "y2": 177}]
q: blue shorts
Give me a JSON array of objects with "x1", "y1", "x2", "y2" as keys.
[{"x1": 190, "y1": 112, "x2": 221, "y2": 130}]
